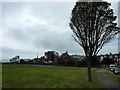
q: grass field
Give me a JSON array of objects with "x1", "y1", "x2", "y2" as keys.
[
  {"x1": 2, "y1": 64, "x2": 105, "y2": 88},
  {"x1": 0, "y1": 64, "x2": 2, "y2": 89}
]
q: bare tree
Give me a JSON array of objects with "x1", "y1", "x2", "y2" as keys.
[{"x1": 69, "y1": 0, "x2": 120, "y2": 81}]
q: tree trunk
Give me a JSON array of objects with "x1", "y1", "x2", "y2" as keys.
[{"x1": 87, "y1": 57, "x2": 92, "y2": 81}]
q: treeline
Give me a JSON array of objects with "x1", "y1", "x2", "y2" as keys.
[{"x1": 17, "y1": 56, "x2": 101, "y2": 67}]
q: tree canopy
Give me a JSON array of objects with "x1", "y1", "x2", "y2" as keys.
[
  {"x1": 69, "y1": 0, "x2": 120, "y2": 81},
  {"x1": 70, "y1": 1, "x2": 119, "y2": 57}
]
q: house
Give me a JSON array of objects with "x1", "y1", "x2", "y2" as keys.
[
  {"x1": 71, "y1": 54, "x2": 85, "y2": 61},
  {"x1": 60, "y1": 51, "x2": 71, "y2": 64},
  {"x1": 54, "y1": 53, "x2": 59, "y2": 64},
  {"x1": 20, "y1": 59, "x2": 31, "y2": 64},
  {"x1": 44, "y1": 51, "x2": 59, "y2": 64},
  {"x1": 45, "y1": 51, "x2": 54, "y2": 62},
  {"x1": 100, "y1": 52, "x2": 120, "y2": 65},
  {"x1": 31, "y1": 56, "x2": 45, "y2": 64},
  {"x1": 10, "y1": 56, "x2": 20, "y2": 63},
  {"x1": 32, "y1": 58, "x2": 39, "y2": 64}
]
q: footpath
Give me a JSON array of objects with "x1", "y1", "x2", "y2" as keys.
[{"x1": 96, "y1": 69, "x2": 120, "y2": 88}]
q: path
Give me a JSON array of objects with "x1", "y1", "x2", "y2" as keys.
[{"x1": 96, "y1": 69, "x2": 120, "y2": 88}]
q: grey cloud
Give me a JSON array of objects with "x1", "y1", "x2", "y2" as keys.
[
  {"x1": 2, "y1": 46, "x2": 39, "y2": 59},
  {"x1": 8, "y1": 28, "x2": 29, "y2": 42},
  {"x1": 2, "y1": 2, "x2": 25, "y2": 19},
  {"x1": 1, "y1": 2, "x2": 118, "y2": 59},
  {"x1": 33, "y1": 30, "x2": 83, "y2": 54}
]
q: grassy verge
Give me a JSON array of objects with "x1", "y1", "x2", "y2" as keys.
[
  {"x1": 0, "y1": 64, "x2": 2, "y2": 89},
  {"x1": 2, "y1": 64, "x2": 105, "y2": 88},
  {"x1": 103, "y1": 69, "x2": 120, "y2": 83}
]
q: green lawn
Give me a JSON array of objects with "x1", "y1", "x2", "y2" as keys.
[
  {"x1": 2, "y1": 64, "x2": 105, "y2": 88},
  {"x1": 0, "y1": 64, "x2": 2, "y2": 89},
  {"x1": 103, "y1": 69, "x2": 120, "y2": 83}
]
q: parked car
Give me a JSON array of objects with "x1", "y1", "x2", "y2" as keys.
[
  {"x1": 114, "y1": 67, "x2": 120, "y2": 75},
  {"x1": 109, "y1": 64, "x2": 115, "y2": 71}
]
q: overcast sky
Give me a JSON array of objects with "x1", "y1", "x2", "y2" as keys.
[{"x1": 1, "y1": 0, "x2": 120, "y2": 60}]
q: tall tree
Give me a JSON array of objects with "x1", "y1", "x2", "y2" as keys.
[{"x1": 69, "y1": 0, "x2": 119, "y2": 81}]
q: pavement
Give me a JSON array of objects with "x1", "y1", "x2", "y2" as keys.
[{"x1": 96, "y1": 69, "x2": 120, "y2": 89}]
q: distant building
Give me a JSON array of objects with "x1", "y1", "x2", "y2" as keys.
[
  {"x1": 20, "y1": 59, "x2": 31, "y2": 64},
  {"x1": 39, "y1": 56, "x2": 45, "y2": 63},
  {"x1": 60, "y1": 51, "x2": 71, "y2": 64},
  {"x1": 54, "y1": 53, "x2": 59, "y2": 64},
  {"x1": 100, "y1": 53, "x2": 120, "y2": 65},
  {"x1": 31, "y1": 54, "x2": 45, "y2": 64},
  {"x1": 71, "y1": 54, "x2": 85, "y2": 61},
  {"x1": 45, "y1": 51, "x2": 54, "y2": 62},
  {"x1": 44, "y1": 51, "x2": 59, "y2": 64},
  {"x1": 10, "y1": 56, "x2": 20, "y2": 63}
]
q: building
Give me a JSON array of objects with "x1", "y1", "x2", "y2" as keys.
[
  {"x1": 54, "y1": 53, "x2": 59, "y2": 64},
  {"x1": 60, "y1": 51, "x2": 71, "y2": 64},
  {"x1": 31, "y1": 55, "x2": 45, "y2": 64},
  {"x1": 10, "y1": 56, "x2": 20, "y2": 63},
  {"x1": 71, "y1": 54, "x2": 85, "y2": 61},
  {"x1": 44, "y1": 51, "x2": 59, "y2": 64},
  {"x1": 19, "y1": 59, "x2": 31, "y2": 64},
  {"x1": 100, "y1": 53, "x2": 120, "y2": 65},
  {"x1": 45, "y1": 51, "x2": 54, "y2": 62}
]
